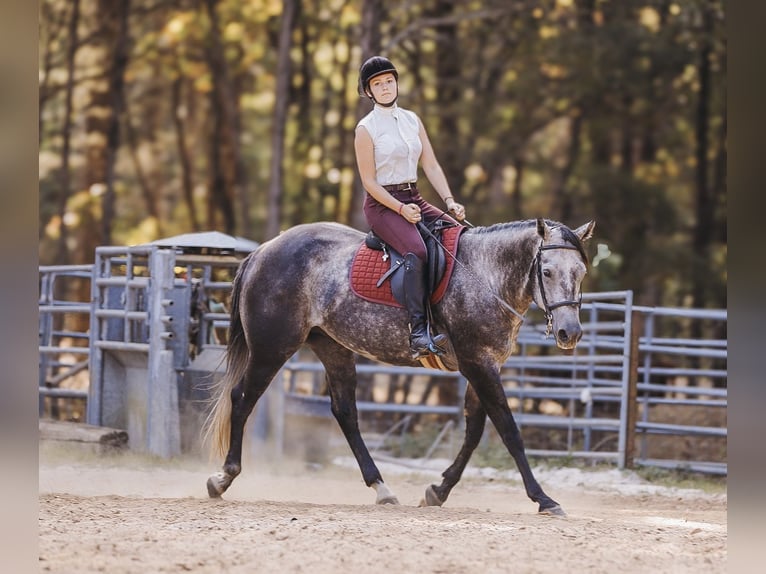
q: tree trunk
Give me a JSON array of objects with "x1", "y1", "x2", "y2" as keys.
[
  {"x1": 511, "y1": 156, "x2": 525, "y2": 220},
  {"x1": 124, "y1": 97, "x2": 161, "y2": 234},
  {"x1": 292, "y1": 10, "x2": 312, "y2": 227},
  {"x1": 55, "y1": 0, "x2": 81, "y2": 266},
  {"x1": 206, "y1": 88, "x2": 235, "y2": 233},
  {"x1": 101, "y1": 0, "x2": 132, "y2": 246},
  {"x1": 125, "y1": 101, "x2": 161, "y2": 225},
  {"x1": 692, "y1": 2, "x2": 714, "y2": 310},
  {"x1": 39, "y1": 0, "x2": 67, "y2": 147},
  {"x1": 335, "y1": 28, "x2": 354, "y2": 224},
  {"x1": 172, "y1": 74, "x2": 199, "y2": 231},
  {"x1": 712, "y1": 107, "x2": 726, "y2": 246},
  {"x1": 203, "y1": 0, "x2": 250, "y2": 237},
  {"x1": 433, "y1": 0, "x2": 462, "y2": 192},
  {"x1": 265, "y1": 0, "x2": 298, "y2": 240},
  {"x1": 349, "y1": 0, "x2": 383, "y2": 232},
  {"x1": 552, "y1": 113, "x2": 583, "y2": 223},
  {"x1": 620, "y1": 95, "x2": 634, "y2": 175}
]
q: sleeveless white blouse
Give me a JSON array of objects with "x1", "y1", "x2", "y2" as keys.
[{"x1": 356, "y1": 103, "x2": 422, "y2": 186}]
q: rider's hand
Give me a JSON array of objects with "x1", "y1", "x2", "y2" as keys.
[
  {"x1": 446, "y1": 198, "x2": 466, "y2": 221},
  {"x1": 400, "y1": 202, "x2": 422, "y2": 224}
]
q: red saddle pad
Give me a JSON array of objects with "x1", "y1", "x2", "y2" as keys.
[{"x1": 349, "y1": 225, "x2": 465, "y2": 308}]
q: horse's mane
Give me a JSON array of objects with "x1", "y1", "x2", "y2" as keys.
[{"x1": 467, "y1": 219, "x2": 589, "y2": 264}]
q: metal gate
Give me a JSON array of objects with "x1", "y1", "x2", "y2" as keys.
[{"x1": 274, "y1": 291, "x2": 727, "y2": 474}]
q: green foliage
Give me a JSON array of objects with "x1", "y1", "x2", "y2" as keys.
[{"x1": 38, "y1": 0, "x2": 726, "y2": 309}]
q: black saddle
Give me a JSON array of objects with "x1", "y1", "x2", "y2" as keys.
[{"x1": 365, "y1": 219, "x2": 456, "y2": 306}]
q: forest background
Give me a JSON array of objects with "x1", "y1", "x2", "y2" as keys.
[{"x1": 38, "y1": 0, "x2": 726, "y2": 309}]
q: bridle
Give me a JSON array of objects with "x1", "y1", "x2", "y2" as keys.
[
  {"x1": 534, "y1": 243, "x2": 584, "y2": 336},
  {"x1": 417, "y1": 219, "x2": 585, "y2": 334}
]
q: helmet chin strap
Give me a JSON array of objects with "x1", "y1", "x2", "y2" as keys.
[{"x1": 367, "y1": 86, "x2": 398, "y2": 107}]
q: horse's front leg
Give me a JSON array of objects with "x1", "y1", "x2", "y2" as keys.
[
  {"x1": 420, "y1": 384, "x2": 485, "y2": 507},
  {"x1": 462, "y1": 361, "x2": 566, "y2": 516}
]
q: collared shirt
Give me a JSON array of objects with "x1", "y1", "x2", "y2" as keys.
[{"x1": 356, "y1": 103, "x2": 422, "y2": 186}]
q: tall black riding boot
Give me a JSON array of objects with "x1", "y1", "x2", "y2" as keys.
[{"x1": 403, "y1": 253, "x2": 447, "y2": 358}]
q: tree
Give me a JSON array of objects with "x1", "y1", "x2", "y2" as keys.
[
  {"x1": 36, "y1": 0, "x2": 727, "y2": 311},
  {"x1": 54, "y1": 0, "x2": 81, "y2": 265},
  {"x1": 266, "y1": 0, "x2": 298, "y2": 239},
  {"x1": 100, "y1": 0, "x2": 131, "y2": 246}
]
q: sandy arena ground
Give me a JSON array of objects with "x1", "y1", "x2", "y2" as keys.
[{"x1": 38, "y1": 440, "x2": 726, "y2": 574}]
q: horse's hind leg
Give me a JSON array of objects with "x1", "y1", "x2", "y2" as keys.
[
  {"x1": 207, "y1": 357, "x2": 290, "y2": 498},
  {"x1": 307, "y1": 331, "x2": 399, "y2": 505},
  {"x1": 420, "y1": 384, "x2": 486, "y2": 507}
]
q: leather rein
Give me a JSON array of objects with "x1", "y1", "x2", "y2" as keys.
[{"x1": 417, "y1": 219, "x2": 584, "y2": 330}]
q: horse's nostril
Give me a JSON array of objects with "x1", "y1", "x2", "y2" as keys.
[{"x1": 557, "y1": 329, "x2": 568, "y2": 342}]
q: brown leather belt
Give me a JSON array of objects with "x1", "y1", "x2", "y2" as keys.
[{"x1": 383, "y1": 182, "x2": 417, "y2": 193}]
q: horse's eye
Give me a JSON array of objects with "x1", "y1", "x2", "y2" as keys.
[{"x1": 543, "y1": 269, "x2": 552, "y2": 278}]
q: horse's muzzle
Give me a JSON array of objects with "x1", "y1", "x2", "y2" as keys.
[{"x1": 555, "y1": 324, "x2": 582, "y2": 349}]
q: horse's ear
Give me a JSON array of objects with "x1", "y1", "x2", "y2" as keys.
[
  {"x1": 536, "y1": 218, "x2": 550, "y2": 241},
  {"x1": 574, "y1": 221, "x2": 595, "y2": 242}
]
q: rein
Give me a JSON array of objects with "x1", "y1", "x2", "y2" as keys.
[
  {"x1": 417, "y1": 219, "x2": 526, "y2": 321},
  {"x1": 418, "y1": 218, "x2": 584, "y2": 330}
]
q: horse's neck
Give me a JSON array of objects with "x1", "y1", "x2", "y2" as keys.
[{"x1": 462, "y1": 225, "x2": 539, "y2": 307}]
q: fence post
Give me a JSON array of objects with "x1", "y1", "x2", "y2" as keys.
[
  {"x1": 624, "y1": 310, "x2": 643, "y2": 469},
  {"x1": 147, "y1": 248, "x2": 181, "y2": 458},
  {"x1": 87, "y1": 253, "x2": 104, "y2": 426}
]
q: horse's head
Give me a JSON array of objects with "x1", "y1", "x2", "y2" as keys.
[{"x1": 532, "y1": 219, "x2": 595, "y2": 350}]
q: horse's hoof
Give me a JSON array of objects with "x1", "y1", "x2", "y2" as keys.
[
  {"x1": 207, "y1": 478, "x2": 222, "y2": 498},
  {"x1": 206, "y1": 472, "x2": 229, "y2": 498},
  {"x1": 372, "y1": 481, "x2": 399, "y2": 505},
  {"x1": 419, "y1": 485, "x2": 444, "y2": 507},
  {"x1": 538, "y1": 504, "x2": 566, "y2": 517}
]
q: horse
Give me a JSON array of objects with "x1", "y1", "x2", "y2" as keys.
[{"x1": 204, "y1": 217, "x2": 595, "y2": 516}]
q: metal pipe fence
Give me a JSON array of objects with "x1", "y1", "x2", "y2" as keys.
[
  {"x1": 39, "y1": 265, "x2": 93, "y2": 418},
  {"x1": 271, "y1": 291, "x2": 726, "y2": 474},
  {"x1": 39, "y1": 257, "x2": 727, "y2": 474},
  {"x1": 632, "y1": 305, "x2": 727, "y2": 474}
]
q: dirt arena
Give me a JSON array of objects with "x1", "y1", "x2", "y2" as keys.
[{"x1": 38, "y1": 441, "x2": 726, "y2": 574}]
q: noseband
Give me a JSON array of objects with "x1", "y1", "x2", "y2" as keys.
[{"x1": 535, "y1": 243, "x2": 584, "y2": 336}]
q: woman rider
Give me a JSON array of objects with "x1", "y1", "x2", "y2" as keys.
[{"x1": 354, "y1": 55, "x2": 467, "y2": 358}]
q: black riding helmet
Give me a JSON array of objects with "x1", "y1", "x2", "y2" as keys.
[{"x1": 358, "y1": 56, "x2": 398, "y2": 98}]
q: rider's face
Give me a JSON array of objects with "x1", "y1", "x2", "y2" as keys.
[{"x1": 367, "y1": 73, "x2": 398, "y2": 105}]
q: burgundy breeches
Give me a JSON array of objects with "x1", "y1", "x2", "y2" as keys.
[{"x1": 363, "y1": 187, "x2": 457, "y2": 262}]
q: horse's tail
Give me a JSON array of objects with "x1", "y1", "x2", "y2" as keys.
[{"x1": 202, "y1": 251, "x2": 255, "y2": 460}]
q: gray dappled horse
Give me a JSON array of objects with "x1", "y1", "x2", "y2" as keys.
[{"x1": 205, "y1": 218, "x2": 594, "y2": 515}]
